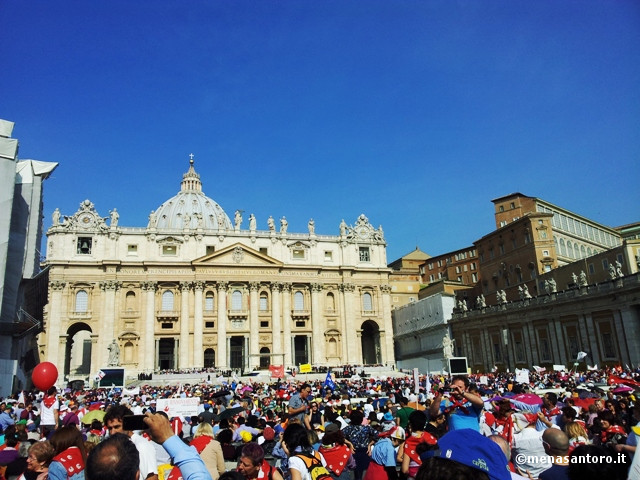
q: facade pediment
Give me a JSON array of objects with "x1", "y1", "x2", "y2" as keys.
[{"x1": 193, "y1": 243, "x2": 283, "y2": 267}]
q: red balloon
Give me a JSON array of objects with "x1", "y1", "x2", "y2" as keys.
[{"x1": 32, "y1": 362, "x2": 59, "y2": 391}]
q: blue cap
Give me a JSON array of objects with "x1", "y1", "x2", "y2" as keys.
[{"x1": 437, "y1": 429, "x2": 510, "y2": 480}]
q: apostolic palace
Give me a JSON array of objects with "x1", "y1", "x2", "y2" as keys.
[{"x1": 41, "y1": 158, "x2": 395, "y2": 378}]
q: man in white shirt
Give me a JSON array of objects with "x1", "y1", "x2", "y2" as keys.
[{"x1": 104, "y1": 404, "x2": 158, "y2": 480}]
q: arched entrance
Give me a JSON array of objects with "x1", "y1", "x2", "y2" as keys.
[
  {"x1": 65, "y1": 323, "x2": 92, "y2": 377},
  {"x1": 361, "y1": 320, "x2": 381, "y2": 365},
  {"x1": 259, "y1": 347, "x2": 271, "y2": 369},
  {"x1": 158, "y1": 338, "x2": 176, "y2": 370},
  {"x1": 230, "y1": 336, "x2": 245, "y2": 372},
  {"x1": 204, "y1": 348, "x2": 215, "y2": 368}
]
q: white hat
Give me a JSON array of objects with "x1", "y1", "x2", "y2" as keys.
[
  {"x1": 59, "y1": 404, "x2": 69, "y2": 411},
  {"x1": 390, "y1": 426, "x2": 406, "y2": 440}
]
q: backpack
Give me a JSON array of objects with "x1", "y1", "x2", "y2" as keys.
[{"x1": 296, "y1": 453, "x2": 332, "y2": 480}]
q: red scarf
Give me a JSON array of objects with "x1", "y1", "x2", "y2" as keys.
[
  {"x1": 189, "y1": 435, "x2": 213, "y2": 453},
  {"x1": 443, "y1": 397, "x2": 469, "y2": 415},
  {"x1": 319, "y1": 444, "x2": 351, "y2": 476},
  {"x1": 53, "y1": 447, "x2": 85, "y2": 478},
  {"x1": 541, "y1": 406, "x2": 561, "y2": 419},
  {"x1": 404, "y1": 432, "x2": 437, "y2": 464},
  {"x1": 43, "y1": 395, "x2": 56, "y2": 409}
]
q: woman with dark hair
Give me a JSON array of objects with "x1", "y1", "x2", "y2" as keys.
[
  {"x1": 318, "y1": 423, "x2": 355, "y2": 479},
  {"x1": 236, "y1": 442, "x2": 283, "y2": 480},
  {"x1": 282, "y1": 423, "x2": 328, "y2": 480},
  {"x1": 342, "y1": 410, "x2": 378, "y2": 480},
  {"x1": 217, "y1": 429, "x2": 237, "y2": 461},
  {"x1": 48, "y1": 425, "x2": 87, "y2": 480},
  {"x1": 401, "y1": 411, "x2": 437, "y2": 480}
]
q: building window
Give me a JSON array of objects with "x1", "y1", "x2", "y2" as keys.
[
  {"x1": 205, "y1": 321, "x2": 215, "y2": 328},
  {"x1": 77, "y1": 237, "x2": 92, "y2": 254},
  {"x1": 437, "y1": 260, "x2": 443, "y2": 267},
  {"x1": 259, "y1": 247, "x2": 268, "y2": 255},
  {"x1": 161, "y1": 291, "x2": 174, "y2": 311},
  {"x1": 419, "y1": 265, "x2": 425, "y2": 275},
  {"x1": 463, "y1": 265, "x2": 468, "y2": 272},
  {"x1": 471, "y1": 262, "x2": 476, "y2": 270},
  {"x1": 457, "y1": 276, "x2": 463, "y2": 282},
  {"x1": 362, "y1": 292, "x2": 373, "y2": 312},
  {"x1": 500, "y1": 221, "x2": 507, "y2": 227},
  {"x1": 259, "y1": 292, "x2": 269, "y2": 311},
  {"x1": 499, "y1": 205, "x2": 504, "y2": 212},
  {"x1": 428, "y1": 262, "x2": 434, "y2": 269},
  {"x1": 206, "y1": 245, "x2": 215, "y2": 255},
  {"x1": 499, "y1": 244, "x2": 505, "y2": 255},
  {"x1": 359, "y1": 247, "x2": 370, "y2": 262},
  {"x1": 602, "y1": 259, "x2": 609, "y2": 270},
  {"x1": 231, "y1": 290, "x2": 243, "y2": 310},
  {"x1": 542, "y1": 250, "x2": 549, "y2": 257},
  {"x1": 75, "y1": 290, "x2": 88, "y2": 312},
  {"x1": 324, "y1": 251, "x2": 333, "y2": 261},
  {"x1": 205, "y1": 292, "x2": 214, "y2": 311},
  {"x1": 161, "y1": 322, "x2": 173, "y2": 329},
  {"x1": 162, "y1": 245, "x2": 177, "y2": 256},
  {"x1": 127, "y1": 244, "x2": 138, "y2": 254},
  {"x1": 544, "y1": 265, "x2": 551, "y2": 272},
  {"x1": 472, "y1": 273, "x2": 478, "y2": 282},
  {"x1": 455, "y1": 266, "x2": 461, "y2": 274},
  {"x1": 510, "y1": 202, "x2": 515, "y2": 209},
  {"x1": 429, "y1": 274, "x2": 435, "y2": 282},
  {"x1": 294, "y1": 291, "x2": 304, "y2": 311},
  {"x1": 588, "y1": 263, "x2": 595, "y2": 274},
  {"x1": 292, "y1": 247, "x2": 305, "y2": 260}
]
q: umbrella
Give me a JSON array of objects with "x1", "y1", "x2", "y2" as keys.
[
  {"x1": 613, "y1": 385, "x2": 634, "y2": 393},
  {"x1": 219, "y1": 406, "x2": 244, "y2": 420},
  {"x1": 81, "y1": 409, "x2": 106, "y2": 425}
]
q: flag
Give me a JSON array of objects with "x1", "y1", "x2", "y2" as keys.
[
  {"x1": 97, "y1": 370, "x2": 106, "y2": 380},
  {"x1": 587, "y1": 364, "x2": 598, "y2": 371},
  {"x1": 608, "y1": 374, "x2": 640, "y2": 389},
  {"x1": 576, "y1": 352, "x2": 588, "y2": 361},
  {"x1": 491, "y1": 365, "x2": 498, "y2": 373},
  {"x1": 324, "y1": 371, "x2": 336, "y2": 391},
  {"x1": 299, "y1": 363, "x2": 312, "y2": 374},
  {"x1": 269, "y1": 365, "x2": 284, "y2": 379},
  {"x1": 532, "y1": 365, "x2": 546, "y2": 373},
  {"x1": 17, "y1": 391, "x2": 25, "y2": 405}
]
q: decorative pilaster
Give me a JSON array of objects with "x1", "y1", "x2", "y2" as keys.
[
  {"x1": 141, "y1": 282, "x2": 156, "y2": 372},
  {"x1": 47, "y1": 281, "x2": 66, "y2": 369},
  {"x1": 271, "y1": 283, "x2": 282, "y2": 362},
  {"x1": 99, "y1": 281, "x2": 120, "y2": 367},
  {"x1": 281, "y1": 283, "x2": 292, "y2": 366},
  {"x1": 310, "y1": 283, "x2": 324, "y2": 365},
  {"x1": 193, "y1": 281, "x2": 205, "y2": 369},
  {"x1": 340, "y1": 283, "x2": 357, "y2": 364},
  {"x1": 179, "y1": 281, "x2": 192, "y2": 368},
  {"x1": 380, "y1": 285, "x2": 395, "y2": 366},
  {"x1": 249, "y1": 282, "x2": 260, "y2": 370},
  {"x1": 217, "y1": 282, "x2": 228, "y2": 369}
]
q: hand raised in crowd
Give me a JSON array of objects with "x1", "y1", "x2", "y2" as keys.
[{"x1": 144, "y1": 412, "x2": 174, "y2": 444}]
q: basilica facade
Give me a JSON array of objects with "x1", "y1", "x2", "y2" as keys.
[{"x1": 41, "y1": 159, "x2": 395, "y2": 378}]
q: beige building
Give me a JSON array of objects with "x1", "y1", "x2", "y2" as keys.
[
  {"x1": 41, "y1": 159, "x2": 395, "y2": 378},
  {"x1": 388, "y1": 247, "x2": 430, "y2": 309}
]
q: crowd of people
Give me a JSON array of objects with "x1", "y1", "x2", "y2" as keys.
[{"x1": 0, "y1": 365, "x2": 638, "y2": 480}]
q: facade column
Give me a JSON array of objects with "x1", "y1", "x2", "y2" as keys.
[
  {"x1": 612, "y1": 309, "x2": 631, "y2": 366},
  {"x1": 193, "y1": 281, "x2": 204, "y2": 369},
  {"x1": 271, "y1": 283, "x2": 282, "y2": 365},
  {"x1": 179, "y1": 282, "x2": 191, "y2": 369},
  {"x1": 47, "y1": 281, "x2": 66, "y2": 368},
  {"x1": 216, "y1": 282, "x2": 228, "y2": 370},
  {"x1": 341, "y1": 284, "x2": 357, "y2": 364},
  {"x1": 310, "y1": 283, "x2": 324, "y2": 365},
  {"x1": 155, "y1": 339, "x2": 160, "y2": 370},
  {"x1": 249, "y1": 282, "x2": 260, "y2": 370},
  {"x1": 337, "y1": 287, "x2": 348, "y2": 362},
  {"x1": 281, "y1": 283, "x2": 292, "y2": 367},
  {"x1": 619, "y1": 308, "x2": 640, "y2": 366},
  {"x1": 99, "y1": 281, "x2": 119, "y2": 367},
  {"x1": 141, "y1": 282, "x2": 156, "y2": 372},
  {"x1": 380, "y1": 285, "x2": 394, "y2": 366},
  {"x1": 582, "y1": 313, "x2": 599, "y2": 365}
]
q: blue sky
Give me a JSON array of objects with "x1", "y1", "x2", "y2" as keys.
[{"x1": 2, "y1": 1, "x2": 639, "y2": 262}]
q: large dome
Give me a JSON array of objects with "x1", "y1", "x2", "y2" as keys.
[{"x1": 151, "y1": 158, "x2": 232, "y2": 230}]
